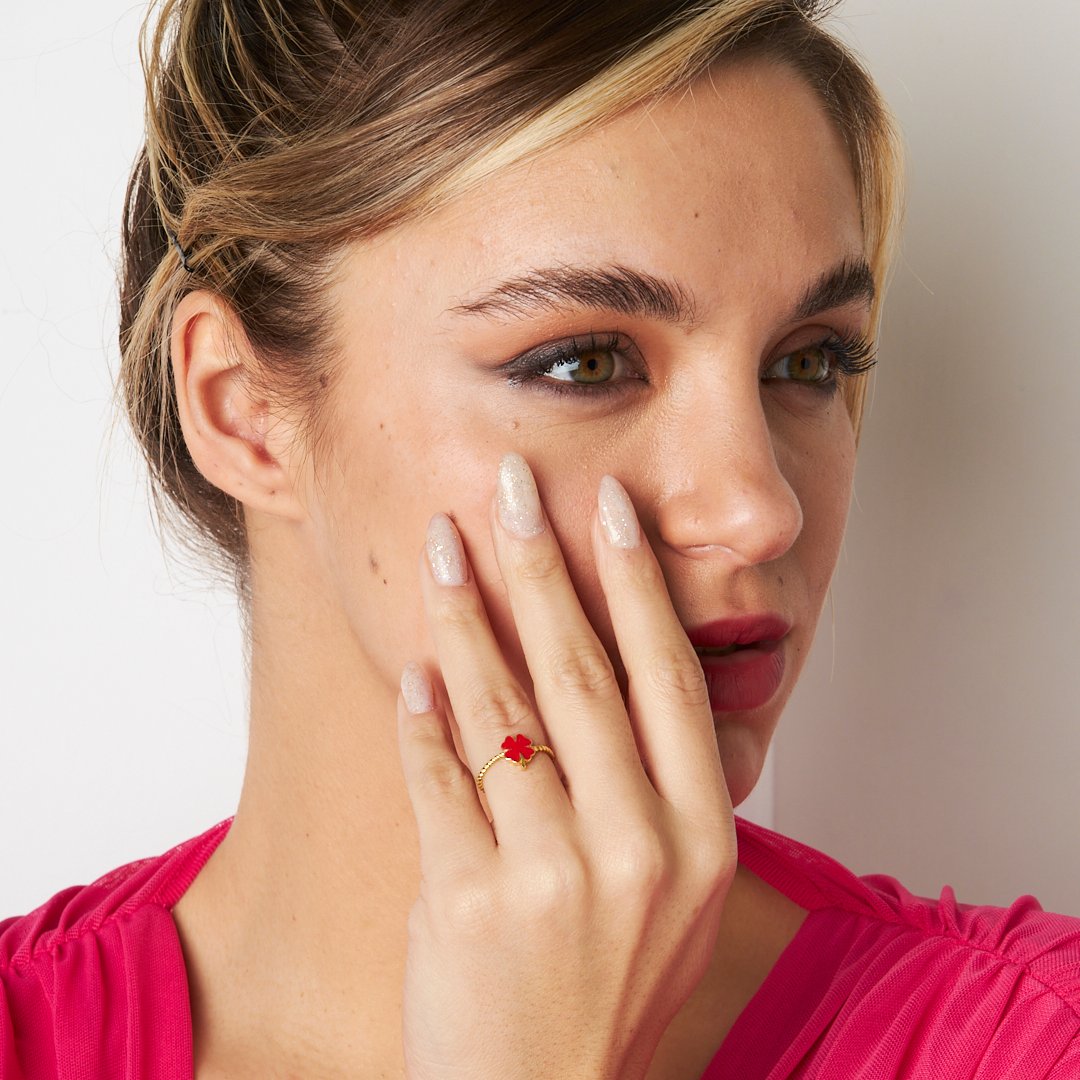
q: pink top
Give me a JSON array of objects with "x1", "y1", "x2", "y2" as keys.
[{"x1": 2, "y1": 815, "x2": 1079, "y2": 1079}]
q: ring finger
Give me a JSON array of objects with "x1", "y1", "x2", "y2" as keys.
[{"x1": 420, "y1": 512, "x2": 571, "y2": 837}]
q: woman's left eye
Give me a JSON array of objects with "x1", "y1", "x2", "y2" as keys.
[{"x1": 764, "y1": 334, "x2": 878, "y2": 395}]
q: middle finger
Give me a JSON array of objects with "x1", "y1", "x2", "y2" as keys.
[{"x1": 490, "y1": 452, "x2": 648, "y2": 810}]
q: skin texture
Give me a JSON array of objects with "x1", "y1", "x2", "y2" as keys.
[{"x1": 169, "y1": 55, "x2": 865, "y2": 1078}]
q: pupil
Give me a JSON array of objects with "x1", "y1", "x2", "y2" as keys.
[{"x1": 798, "y1": 347, "x2": 825, "y2": 378}]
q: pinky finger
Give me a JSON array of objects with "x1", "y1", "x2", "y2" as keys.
[{"x1": 397, "y1": 661, "x2": 496, "y2": 881}]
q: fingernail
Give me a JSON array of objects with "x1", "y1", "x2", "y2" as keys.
[
  {"x1": 496, "y1": 452, "x2": 544, "y2": 539},
  {"x1": 598, "y1": 475, "x2": 641, "y2": 548},
  {"x1": 400, "y1": 661, "x2": 434, "y2": 714},
  {"x1": 426, "y1": 512, "x2": 467, "y2": 586}
]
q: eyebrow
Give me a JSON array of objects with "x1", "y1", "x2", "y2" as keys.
[
  {"x1": 446, "y1": 256, "x2": 875, "y2": 328},
  {"x1": 448, "y1": 263, "x2": 700, "y2": 328},
  {"x1": 794, "y1": 257, "x2": 876, "y2": 321}
]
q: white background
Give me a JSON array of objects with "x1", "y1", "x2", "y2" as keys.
[{"x1": 2, "y1": 2, "x2": 1078, "y2": 915}]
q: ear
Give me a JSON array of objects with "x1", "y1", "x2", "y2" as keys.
[{"x1": 170, "y1": 290, "x2": 307, "y2": 523}]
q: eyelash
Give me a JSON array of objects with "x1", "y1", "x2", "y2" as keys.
[{"x1": 499, "y1": 330, "x2": 878, "y2": 400}]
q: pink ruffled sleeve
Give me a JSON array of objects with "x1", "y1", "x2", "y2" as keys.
[
  {"x1": 703, "y1": 818, "x2": 1080, "y2": 1078},
  {"x1": 1, "y1": 820, "x2": 231, "y2": 1080}
]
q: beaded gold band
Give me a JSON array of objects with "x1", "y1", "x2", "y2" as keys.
[{"x1": 475, "y1": 734, "x2": 556, "y2": 793}]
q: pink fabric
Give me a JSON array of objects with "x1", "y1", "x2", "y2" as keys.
[
  {"x1": 0, "y1": 821, "x2": 227, "y2": 1080},
  {"x1": 2, "y1": 815, "x2": 1078, "y2": 1078},
  {"x1": 706, "y1": 818, "x2": 1080, "y2": 1078}
]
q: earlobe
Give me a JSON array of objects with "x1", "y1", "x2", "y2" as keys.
[{"x1": 170, "y1": 290, "x2": 306, "y2": 522}]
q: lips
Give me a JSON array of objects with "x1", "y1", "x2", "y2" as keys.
[
  {"x1": 684, "y1": 614, "x2": 792, "y2": 651},
  {"x1": 684, "y1": 614, "x2": 792, "y2": 712}
]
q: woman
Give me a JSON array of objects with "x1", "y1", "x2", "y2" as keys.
[{"x1": 2, "y1": 1, "x2": 1079, "y2": 1077}]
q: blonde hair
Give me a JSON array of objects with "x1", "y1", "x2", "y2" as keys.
[{"x1": 116, "y1": 0, "x2": 904, "y2": 617}]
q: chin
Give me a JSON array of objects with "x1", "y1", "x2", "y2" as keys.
[{"x1": 715, "y1": 724, "x2": 771, "y2": 812}]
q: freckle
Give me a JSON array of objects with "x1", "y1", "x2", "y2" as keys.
[
  {"x1": 268, "y1": 490, "x2": 276, "y2": 497},
  {"x1": 379, "y1": 422, "x2": 385, "y2": 431},
  {"x1": 369, "y1": 553, "x2": 380, "y2": 573},
  {"x1": 511, "y1": 420, "x2": 520, "y2": 431},
  {"x1": 694, "y1": 210, "x2": 700, "y2": 219},
  {"x1": 382, "y1": 578, "x2": 387, "y2": 585}
]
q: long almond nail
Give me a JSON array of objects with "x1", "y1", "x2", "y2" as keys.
[
  {"x1": 598, "y1": 475, "x2": 641, "y2": 548},
  {"x1": 400, "y1": 662, "x2": 434, "y2": 714},
  {"x1": 496, "y1": 452, "x2": 544, "y2": 539},
  {"x1": 426, "y1": 512, "x2": 467, "y2": 586}
]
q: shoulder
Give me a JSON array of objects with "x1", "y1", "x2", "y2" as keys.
[
  {"x1": 857, "y1": 868, "x2": 1080, "y2": 1006},
  {"x1": 0, "y1": 818, "x2": 232, "y2": 973},
  {"x1": 724, "y1": 816, "x2": 1080, "y2": 1077},
  {"x1": 0, "y1": 818, "x2": 232, "y2": 1079}
]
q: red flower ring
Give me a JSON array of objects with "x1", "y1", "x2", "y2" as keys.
[{"x1": 501, "y1": 733, "x2": 536, "y2": 765}]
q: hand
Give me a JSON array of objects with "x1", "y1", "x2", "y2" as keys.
[{"x1": 395, "y1": 452, "x2": 737, "y2": 1080}]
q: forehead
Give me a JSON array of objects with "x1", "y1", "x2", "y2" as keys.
[{"x1": 354, "y1": 56, "x2": 864, "y2": 322}]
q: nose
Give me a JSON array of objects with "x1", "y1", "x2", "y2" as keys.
[{"x1": 651, "y1": 380, "x2": 804, "y2": 567}]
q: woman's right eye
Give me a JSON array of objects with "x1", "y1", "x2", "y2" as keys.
[
  {"x1": 499, "y1": 332, "x2": 647, "y2": 399},
  {"x1": 536, "y1": 346, "x2": 632, "y2": 386}
]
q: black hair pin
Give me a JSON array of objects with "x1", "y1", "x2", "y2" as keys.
[{"x1": 165, "y1": 227, "x2": 194, "y2": 273}]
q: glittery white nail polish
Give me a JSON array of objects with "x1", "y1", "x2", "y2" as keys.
[
  {"x1": 496, "y1": 452, "x2": 544, "y2": 539},
  {"x1": 598, "y1": 475, "x2": 641, "y2": 548},
  {"x1": 400, "y1": 662, "x2": 434, "y2": 715},
  {"x1": 426, "y1": 512, "x2": 467, "y2": 586}
]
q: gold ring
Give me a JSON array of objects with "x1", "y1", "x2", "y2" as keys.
[{"x1": 475, "y1": 733, "x2": 555, "y2": 792}]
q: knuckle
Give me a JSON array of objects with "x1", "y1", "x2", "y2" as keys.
[
  {"x1": 519, "y1": 847, "x2": 588, "y2": 915},
  {"x1": 680, "y1": 829, "x2": 737, "y2": 895},
  {"x1": 412, "y1": 755, "x2": 473, "y2": 802},
  {"x1": 514, "y1": 545, "x2": 566, "y2": 589},
  {"x1": 642, "y1": 646, "x2": 710, "y2": 708},
  {"x1": 438, "y1": 876, "x2": 501, "y2": 936},
  {"x1": 605, "y1": 829, "x2": 671, "y2": 895},
  {"x1": 433, "y1": 588, "x2": 487, "y2": 634},
  {"x1": 466, "y1": 681, "x2": 535, "y2": 736},
  {"x1": 549, "y1": 643, "x2": 619, "y2": 700}
]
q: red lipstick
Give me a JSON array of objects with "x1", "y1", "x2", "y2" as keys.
[{"x1": 685, "y1": 614, "x2": 791, "y2": 712}]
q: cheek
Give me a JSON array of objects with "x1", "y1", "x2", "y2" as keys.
[
  {"x1": 305, "y1": 386, "x2": 504, "y2": 685},
  {"x1": 786, "y1": 414, "x2": 856, "y2": 593}
]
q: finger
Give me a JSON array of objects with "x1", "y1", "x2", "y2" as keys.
[
  {"x1": 489, "y1": 453, "x2": 647, "y2": 809},
  {"x1": 592, "y1": 475, "x2": 731, "y2": 821},
  {"x1": 419, "y1": 513, "x2": 572, "y2": 836},
  {"x1": 396, "y1": 661, "x2": 495, "y2": 883}
]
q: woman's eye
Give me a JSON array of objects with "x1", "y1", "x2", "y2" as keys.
[
  {"x1": 541, "y1": 346, "x2": 625, "y2": 385},
  {"x1": 768, "y1": 344, "x2": 833, "y2": 385},
  {"x1": 765, "y1": 334, "x2": 877, "y2": 396},
  {"x1": 499, "y1": 332, "x2": 644, "y2": 398}
]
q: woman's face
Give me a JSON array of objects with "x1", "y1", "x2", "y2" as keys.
[{"x1": 286, "y1": 56, "x2": 867, "y2": 809}]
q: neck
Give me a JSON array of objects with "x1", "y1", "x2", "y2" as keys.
[
  {"x1": 171, "y1": 554, "x2": 791, "y2": 1077},
  {"x1": 174, "y1": 563, "x2": 425, "y2": 1075}
]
